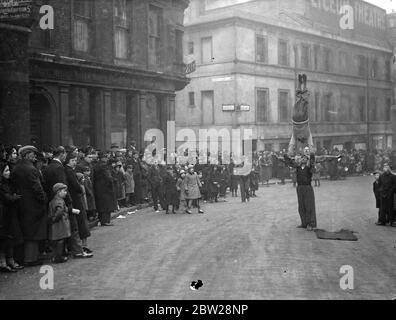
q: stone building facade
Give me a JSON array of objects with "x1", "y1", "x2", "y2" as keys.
[
  {"x1": 176, "y1": 0, "x2": 394, "y2": 153},
  {"x1": 0, "y1": 0, "x2": 189, "y2": 151}
]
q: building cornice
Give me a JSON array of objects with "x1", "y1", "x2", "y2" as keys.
[{"x1": 185, "y1": 13, "x2": 392, "y2": 53}]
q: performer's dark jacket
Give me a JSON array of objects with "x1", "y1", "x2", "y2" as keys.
[
  {"x1": 284, "y1": 154, "x2": 315, "y2": 186},
  {"x1": 378, "y1": 171, "x2": 396, "y2": 199},
  {"x1": 373, "y1": 180, "x2": 380, "y2": 208}
]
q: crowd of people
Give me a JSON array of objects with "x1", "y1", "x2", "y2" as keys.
[{"x1": 1, "y1": 140, "x2": 392, "y2": 273}]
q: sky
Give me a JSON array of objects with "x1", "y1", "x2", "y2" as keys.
[{"x1": 364, "y1": 0, "x2": 396, "y2": 12}]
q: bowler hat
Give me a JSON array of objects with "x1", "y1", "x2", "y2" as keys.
[
  {"x1": 18, "y1": 145, "x2": 38, "y2": 157},
  {"x1": 53, "y1": 183, "x2": 67, "y2": 194}
]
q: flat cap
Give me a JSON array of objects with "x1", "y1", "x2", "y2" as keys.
[
  {"x1": 53, "y1": 183, "x2": 68, "y2": 194},
  {"x1": 18, "y1": 145, "x2": 38, "y2": 157}
]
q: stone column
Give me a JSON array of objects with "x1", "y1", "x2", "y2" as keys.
[
  {"x1": 103, "y1": 89, "x2": 112, "y2": 150},
  {"x1": 59, "y1": 85, "x2": 70, "y2": 145}
]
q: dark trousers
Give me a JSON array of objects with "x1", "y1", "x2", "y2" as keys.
[
  {"x1": 296, "y1": 185, "x2": 317, "y2": 228},
  {"x1": 67, "y1": 213, "x2": 83, "y2": 255},
  {"x1": 240, "y1": 176, "x2": 250, "y2": 202},
  {"x1": 51, "y1": 239, "x2": 65, "y2": 260},
  {"x1": 379, "y1": 197, "x2": 393, "y2": 224},
  {"x1": 151, "y1": 184, "x2": 161, "y2": 210},
  {"x1": 24, "y1": 241, "x2": 40, "y2": 263},
  {"x1": 98, "y1": 211, "x2": 111, "y2": 225}
]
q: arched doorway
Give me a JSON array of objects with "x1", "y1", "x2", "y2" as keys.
[{"x1": 30, "y1": 93, "x2": 56, "y2": 149}]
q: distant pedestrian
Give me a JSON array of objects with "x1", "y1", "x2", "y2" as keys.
[
  {"x1": 163, "y1": 167, "x2": 178, "y2": 214},
  {"x1": 185, "y1": 166, "x2": 204, "y2": 214},
  {"x1": 376, "y1": 163, "x2": 396, "y2": 227},
  {"x1": 373, "y1": 171, "x2": 381, "y2": 223}
]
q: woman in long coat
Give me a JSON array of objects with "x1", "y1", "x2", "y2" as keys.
[
  {"x1": 93, "y1": 154, "x2": 118, "y2": 226},
  {"x1": 163, "y1": 168, "x2": 179, "y2": 214},
  {"x1": 184, "y1": 167, "x2": 204, "y2": 214},
  {"x1": 11, "y1": 149, "x2": 47, "y2": 265}
]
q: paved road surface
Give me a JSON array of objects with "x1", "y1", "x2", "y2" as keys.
[{"x1": 1, "y1": 176, "x2": 395, "y2": 300}]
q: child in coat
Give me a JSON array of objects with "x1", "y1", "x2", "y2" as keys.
[{"x1": 48, "y1": 183, "x2": 71, "y2": 264}]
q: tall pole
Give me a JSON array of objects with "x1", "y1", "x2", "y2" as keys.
[{"x1": 366, "y1": 53, "x2": 370, "y2": 152}]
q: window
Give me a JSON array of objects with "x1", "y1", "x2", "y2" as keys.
[
  {"x1": 339, "y1": 51, "x2": 347, "y2": 73},
  {"x1": 357, "y1": 55, "x2": 367, "y2": 77},
  {"x1": 175, "y1": 29, "x2": 183, "y2": 63},
  {"x1": 264, "y1": 143, "x2": 273, "y2": 152},
  {"x1": 202, "y1": 91, "x2": 214, "y2": 125},
  {"x1": 278, "y1": 90, "x2": 289, "y2": 122},
  {"x1": 385, "y1": 59, "x2": 391, "y2": 81},
  {"x1": 40, "y1": 30, "x2": 52, "y2": 48},
  {"x1": 322, "y1": 93, "x2": 332, "y2": 122},
  {"x1": 371, "y1": 58, "x2": 378, "y2": 79},
  {"x1": 313, "y1": 45, "x2": 320, "y2": 70},
  {"x1": 188, "y1": 41, "x2": 194, "y2": 55},
  {"x1": 359, "y1": 96, "x2": 366, "y2": 122},
  {"x1": 323, "y1": 48, "x2": 332, "y2": 72},
  {"x1": 73, "y1": 0, "x2": 93, "y2": 53},
  {"x1": 278, "y1": 40, "x2": 289, "y2": 66},
  {"x1": 149, "y1": 5, "x2": 163, "y2": 66},
  {"x1": 301, "y1": 44, "x2": 310, "y2": 69},
  {"x1": 188, "y1": 92, "x2": 195, "y2": 106},
  {"x1": 256, "y1": 35, "x2": 267, "y2": 63},
  {"x1": 114, "y1": 0, "x2": 129, "y2": 59},
  {"x1": 386, "y1": 98, "x2": 391, "y2": 121},
  {"x1": 314, "y1": 92, "x2": 320, "y2": 122},
  {"x1": 369, "y1": 97, "x2": 377, "y2": 122},
  {"x1": 256, "y1": 88, "x2": 269, "y2": 122},
  {"x1": 201, "y1": 37, "x2": 213, "y2": 64}
]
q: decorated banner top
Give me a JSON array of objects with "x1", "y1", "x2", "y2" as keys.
[{"x1": 0, "y1": 0, "x2": 32, "y2": 21}]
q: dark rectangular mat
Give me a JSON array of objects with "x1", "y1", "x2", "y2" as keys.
[{"x1": 314, "y1": 229, "x2": 358, "y2": 241}]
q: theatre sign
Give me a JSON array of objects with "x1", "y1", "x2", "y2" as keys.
[
  {"x1": 0, "y1": 0, "x2": 32, "y2": 22},
  {"x1": 307, "y1": 0, "x2": 387, "y2": 38}
]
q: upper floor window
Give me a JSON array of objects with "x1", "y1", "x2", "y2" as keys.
[
  {"x1": 313, "y1": 44, "x2": 320, "y2": 70},
  {"x1": 386, "y1": 98, "x2": 392, "y2": 121},
  {"x1": 371, "y1": 58, "x2": 378, "y2": 79},
  {"x1": 73, "y1": 0, "x2": 93, "y2": 53},
  {"x1": 278, "y1": 40, "x2": 289, "y2": 66},
  {"x1": 278, "y1": 90, "x2": 289, "y2": 122},
  {"x1": 357, "y1": 55, "x2": 367, "y2": 77},
  {"x1": 114, "y1": 0, "x2": 129, "y2": 59},
  {"x1": 323, "y1": 47, "x2": 332, "y2": 72},
  {"x1": 188, "y1": 41, "x2": 194, "y2": 55},
  {"x1": 339, "y1": 51, "x2": 347, "y2": 73},
  {"x1": 301, "y1": 44, "x2": 310, "y2": 69},
  {"x1": 201, "y1": 37, "x2": 213, "y2": 64},
  {"x1": 322, "y1": 93, "x2": 333, "y2": 122},
  {"x1": 385, "y1": 59, "x2": 391, "y2": 81},
  {"x1": 148, "y1": 5, "x2": 163, "y2": 66},
  {"x1": 256, "y1": 35, "x2": 268, "y2": 63},
  {"x1": 359, "y1": 96, "x2": 366, "y2": 122},
  {"x1": 256, "y1": 88, "x2": 269, "y2": 122}
]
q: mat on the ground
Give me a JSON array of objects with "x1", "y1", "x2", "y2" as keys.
[{"x1": 314, "y1": 229, "x2": 358, "y2": 241}]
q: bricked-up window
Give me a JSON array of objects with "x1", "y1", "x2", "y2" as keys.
[
  {"x1": 73, "y1": 0, "x2": 93, "y2": 53},
  {"x1": 323, "y1": 47, "x2": 332, "y2": 72},
  {"x1": 114, "y1": 0, "x2": 129, "y2": 59},
  {"x1": 278, "y1": 90, "x2": 289, "y2": 122},
  {"x1": 386, "y1": 98, "x2": 391, "y2": 121},
  {"x1": 201, "y1": 37, "x2": 213, "y2": 64},
  {"x1": 149, "y1": 5, "x2": 163, "y2": 67},
  {"x1": 278, "y1": 40, "x2": 289, "y2": 66},
  {"x1": 188, "y1": 92, "x2": 195, "y2": 106},
  {"x1": 322, "y1": 93, "x2": 332, "y2": 122},
  {"x1": 256, "y1": 88, "x2": 269, "y2": 122},
  {"x1": 357, "y1": 55, "x2": 367, "y2": 77},
  {"x1": 256, "y1": 35, "x2": 267, "y2": 63},
  {"x1": 359, "y1": 96, "x2": 366, "y2": 122},
  {"x1": 301, "y1": 44, "x2": 310, "y2": 69}
]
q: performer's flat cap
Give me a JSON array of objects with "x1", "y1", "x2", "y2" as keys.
[
  {"x1": 18, "y1": 145, "x2": 38, "y2": 157},
  {"x1": 53, "y1": 183, "x2": 68, "y2": 193}
]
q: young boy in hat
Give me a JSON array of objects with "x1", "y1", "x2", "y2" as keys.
[{"x1": 48, "y1": 183, "x2": 71, "y2": 264}]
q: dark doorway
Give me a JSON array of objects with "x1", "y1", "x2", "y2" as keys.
[{"x1": 30, "y1": 94, "x2": 55, "y2": 149}]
